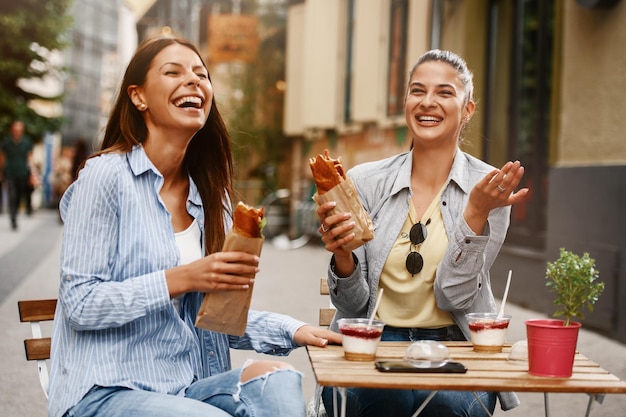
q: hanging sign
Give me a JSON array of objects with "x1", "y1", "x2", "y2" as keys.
[{"x1": 208, "y1": 14, "x2": 259, "y2": 63}]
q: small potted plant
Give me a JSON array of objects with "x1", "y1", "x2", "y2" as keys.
[{"x1": 525, "y1": 248, "x2": 604, "y2": 377}]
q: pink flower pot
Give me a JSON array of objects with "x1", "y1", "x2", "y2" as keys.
[{"x1": 525, "y1": 319, "x2": 581, "y2": 377}]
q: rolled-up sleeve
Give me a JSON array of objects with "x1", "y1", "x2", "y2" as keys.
[
  {"x1": 228, "y1": 310, "x2": 306, "y2": 355},
  {"x1": 435, "y1": 206, "x2": 510, "y2": 311}
]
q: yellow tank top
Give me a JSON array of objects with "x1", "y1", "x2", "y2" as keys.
[{"x1": 376, "y1": 189, "x2": 454, "y2": 328}]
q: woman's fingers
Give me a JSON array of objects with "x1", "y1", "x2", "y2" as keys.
[
  {"x1": 485, "y1": 161, "x2": 525, "y2": 197},
  {"x1": 470, "y1": 161, "x2": 530, "y2": 212},
  {"x1": 508, "y1": 187, "x2": 530, "y2": 206},
  {"x1": 317, "y1": 201, "x2": 352, "y2": 235},
  {"x1": 195, "y1": 252, "x2": 260, "y2": 291},
  {"x1": 315, "y1": 199, "x2": 356, "y2": 255},
  {"x1": 497, "y1": 161, "x2": 523, "y2": 193},
  {"x1": 494, "y1": 161, "x2": 530, "y2": 207},
  {"x1": 204, "y1": 273, "x2": 255, "y2": 290},
  {"x1": 316, "y1": 201, "x2": 337, "y2": 224},
  {"x1": 324, "y1": 225, "x2": 355, "y2": 248}
]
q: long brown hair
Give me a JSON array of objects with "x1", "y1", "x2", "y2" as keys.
[{"x1": 95, "y1": 36, "x2": 233, "y2": 254}]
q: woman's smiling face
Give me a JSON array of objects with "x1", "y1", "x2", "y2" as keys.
[
  {"x1": 130, "y1": 43, "x2": 213, "y2": 136},
  {"x1": 404, "y1": 60, "x2": 474, "y2": 148}
]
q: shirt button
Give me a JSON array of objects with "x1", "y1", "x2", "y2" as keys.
[
  {"x1": 465, "y1": 239, "x2": 471, "y2": 244},
  {"x1": 65, "y1": 275, "x2": 71, "y2": 281},
  {"x1": 442, "y1": 201, "x2": 447, "y2": 206},
  {"x1": 209, "y1": 351, "x2": 215, "y2": 356}
]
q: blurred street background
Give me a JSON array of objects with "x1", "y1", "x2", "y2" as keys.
[
  {"x1": 1, "y1": 0, "x2": 624, "y2": 345},
  {"x1": 2, "y1": 1, "x2": 626, "y2": 416},
  {"x1": 1, "y1": 209, "x2": 626, "y2": 416}
]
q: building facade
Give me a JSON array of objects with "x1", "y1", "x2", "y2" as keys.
[
  {"x1": 283, "y1": 0, "x2": 626, "y2": 342},
  {"x1": 61, "y1": 0, "x2": 138, "y2": 147}
]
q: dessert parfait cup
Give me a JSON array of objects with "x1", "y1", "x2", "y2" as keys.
[
  {"x1": 465, "y1": 312, "x2": 511, "y2": 353},
  {"x1": 338, "y1": 318, "x2": 385, "y2": 361}
]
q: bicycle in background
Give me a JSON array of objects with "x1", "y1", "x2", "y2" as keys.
[{"x1": 260, "y1": 188, "x2": 320, "y2": 250}]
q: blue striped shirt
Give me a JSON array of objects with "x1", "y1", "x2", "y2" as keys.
[{"x1": 48, "y1": 146, "x2": 305, "y2": 417}]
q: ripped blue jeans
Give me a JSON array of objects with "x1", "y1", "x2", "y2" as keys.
[{"x1": 66, "y1": 362, "x2": 305, "y2": 417}]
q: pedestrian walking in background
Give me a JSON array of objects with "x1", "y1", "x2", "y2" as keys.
[{"x1": 1, "y1": 120, "x2": 34, "y2": 230}]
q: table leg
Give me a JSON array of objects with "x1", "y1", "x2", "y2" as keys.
[
  {"x1": 585, "y1": 394, "x2": 595, "y2": 417},
  {"x1": 471, "y1": 392, "x2": 493, "y2": 417},
  {"x1": 409, "y1": 391, "x2": 493, "y2": 417},
  {"x1": 584, "y1": 393, "x2": 605, "y2": 417},
  {"x1": 544, "y1": 392, "x2": 608, "y2": 417},
  {"x1": 332, "y1": 387, "x2": 347, "y2": 417},
  {"x1": 340, "y1": 388, "x2": 347, "y2": 417},
  {"x1": 411, "y1": 390, "x2": 438, "y2": 417},
  {"x1": 544, "y1": 393, "x2": 551, "y2": 417}
]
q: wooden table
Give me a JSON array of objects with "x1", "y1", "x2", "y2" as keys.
[{"x1": 307, "y1": 341, "x2": 626, "y2": 417}]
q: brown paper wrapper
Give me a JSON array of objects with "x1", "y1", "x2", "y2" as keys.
[
  {"x1": 195, "y1": 230, "x2": 264, "y2": 335},
  {"x1": 313, "y1": 177, "x2": 374, "y2": 251}
]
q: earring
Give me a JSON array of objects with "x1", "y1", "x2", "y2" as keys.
[
  {"x1": 464, "y1": 117, "x2": 470, "y2": 123},
  {"x1": 138, "y1": 103, "x2": 147, "y2": 110}
]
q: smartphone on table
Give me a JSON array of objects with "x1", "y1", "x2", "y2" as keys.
[{"x1": 375, "y1": 360, "x2": 467, "y2": 373}]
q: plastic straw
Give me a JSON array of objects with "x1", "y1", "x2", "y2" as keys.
[
  {"x1": 497, "y1": 270, "x2": 512, "y2": 319},
  {"x1": 368, "y1": 288, "x2": 384, "y2": 329}
]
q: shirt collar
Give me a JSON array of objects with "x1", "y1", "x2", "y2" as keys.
[
  {"x1": 389, "y1": 150, "x2": 414, "y2": 196},
  {"x1": 126, "y1": 145, "x2": 202, "y2": 207},
  {"x1": 127, "y1": 145, "x2": 156, "y2": 177},
  {"x1": 389, "y1": 147, "x2": 472, "y2": 196},
  {"x1": 447, "y1": 148, "x2": 472, "y2": 195}
]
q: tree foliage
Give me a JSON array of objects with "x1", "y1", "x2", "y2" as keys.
[{"x1": 0, "y1": 0, "x2": 73, "y2": 139}]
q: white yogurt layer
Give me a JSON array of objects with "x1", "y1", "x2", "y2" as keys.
[
  {"x1": 470, "y1": 328, "x2": 506, "y2": 346},
  {"x1": 342, "y1": 336, "x2": 379, "y2": 354}
]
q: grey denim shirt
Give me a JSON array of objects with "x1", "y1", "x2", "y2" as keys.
[{"x1": 326, "y1": 148, "x2": 520, "y2": 411}]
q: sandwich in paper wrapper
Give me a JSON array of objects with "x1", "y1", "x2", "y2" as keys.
[
  {"x1": 309, "y1": 149, "x2": 374, "y2": 251},
  {"x1": 195, "y1": 202, "x2": 265, "y2": 336}
]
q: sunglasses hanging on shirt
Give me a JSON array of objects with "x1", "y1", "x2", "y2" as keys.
[{"x1": 406, "y1": 218, "x2": 430, "y2": 276}]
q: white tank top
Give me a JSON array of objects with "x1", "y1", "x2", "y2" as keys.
[
  {"x1": 173, "y1": 219, "x2": 202, "y2": 313},
  {"x1": 175, "y1": 219, "x2": 202, "y2": 265}
]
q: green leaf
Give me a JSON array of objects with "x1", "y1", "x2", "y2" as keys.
[{"x1": 545, "y1": 248, "x2": 604, "y2": 326}]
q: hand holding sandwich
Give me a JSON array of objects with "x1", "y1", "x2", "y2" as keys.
[
  {"x1": 166, "y1": 251, "x2": 260, "y2": 299},
  {"x1": 309, "y1": 149, "x2": 374, "y2": 252},
  {"x1": 167, "y1": 202, "x2": 264, "y2": 299},
  {"x1": 311, "y1": 150, "x2": 356, "y2": 245},
  {"x1": 317, "y1": 200, "x2": 358, "y2": 277}
]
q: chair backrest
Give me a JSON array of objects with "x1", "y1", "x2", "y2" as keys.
[
  {"x1": 319, "y1": 278, "x2": 335, "y2": 327},
  {"x1": 18, "y1": 298, "x2": 57, "y2": 399}
]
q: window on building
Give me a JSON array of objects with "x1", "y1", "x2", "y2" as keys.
[
  {"x1": 386, "y1": 0, "x2": 408, "y2": 116},
  {"x1": 344, "y1": 0, "x2": 355, "y2": 123},
  {"x1": 484, "y1": 0, "x2": 554, "y2": 248}
]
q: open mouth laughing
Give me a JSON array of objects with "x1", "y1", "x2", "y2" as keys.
[
  {"x1": 174, "y1": 96, "x2": 203, "y2": 109},
  {"x1": 416, "y1": 115, "x2": 442, "y2": 123}
]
